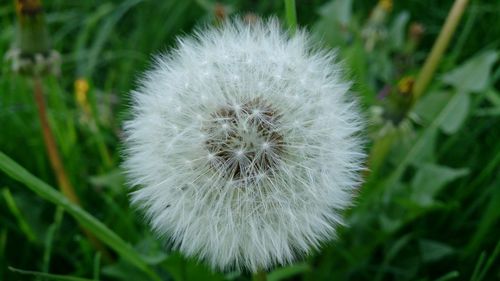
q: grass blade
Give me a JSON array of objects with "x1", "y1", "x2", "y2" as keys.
[
  {"x1": 2, "y1": 187, "x2": 37, "y2": 242},
  {"x1": 475, "y1": 240, "x2": 500, "y2": 281},
  {"x1": 9, "y1": 266, "x2": 95, "y2": 281},
  {"x1": 284, "y1": 0, "x2": 297, "y2": 34},
  {"x1": 268, "y1": 262, "x2": 309, "y2": 281},
  {"x1": 470, "y1": 252, "x2": 486, "y2": 281},
  {"x1": 0, "y1": 151, "x2": 161, "y2": 281},
  {"x1": 84, "y1": 0, "x2": 143, "y2": 76},
  {"x1": 43, "y1": 207, "x2": 64, "y2": 273},
  {"x1": 435, "y1": 271, "x2": 460, "y2": 281},
  {"x1": 385, "y1": 90, "x2": 469, "y2": 188},
  {"x1": 93, "y1": 252, "x2": 102, "y2": 281}
]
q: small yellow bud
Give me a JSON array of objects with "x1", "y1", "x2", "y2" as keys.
[
  {"x1": 379, "y1": 0, "x2": 393, "y2": 12},
  {"x1": 74, "y1": 78, "x2": 91, "y2": 115},
  {"x1": 397, "y1": 76, "x2": 415, "y2": 95}
]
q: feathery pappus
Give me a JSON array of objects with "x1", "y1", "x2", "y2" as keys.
[{"x1": 123, "y1": 18, "x2": 365, "y2": 272}]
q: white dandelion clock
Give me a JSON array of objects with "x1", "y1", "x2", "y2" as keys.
[{"x1": 124, "y1": 18, "x2": 364, "y2": 272}]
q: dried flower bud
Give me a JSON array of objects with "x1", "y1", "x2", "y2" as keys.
[{"x1": 6, "y1": 0, "x2": 60, "y2": 76}]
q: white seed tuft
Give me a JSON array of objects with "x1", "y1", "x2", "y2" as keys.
[{"x1": 123, "y1": 18, "x2": 365, "y2": 272}]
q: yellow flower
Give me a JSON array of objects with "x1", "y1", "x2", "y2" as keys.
[
  {"x1": 398, "y1": 76, "x2": 415, "y2": 95},
  {"x1": 74, "y1": 78, "x2": 91, "y2": 115}
]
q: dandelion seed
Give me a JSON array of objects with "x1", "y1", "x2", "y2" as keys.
[{"x1": 123, "y1": 18, "x2": 365, "y2": 272}]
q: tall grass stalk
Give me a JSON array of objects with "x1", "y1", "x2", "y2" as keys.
[
  {"x1": 284, "y1": 0, "x2": 297, "y2": 34},
  {"x1": 413, "y1": 0, "x2": 470, "y2": 100}
]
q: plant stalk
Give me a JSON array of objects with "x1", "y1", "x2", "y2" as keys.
[
  {"x1": 33, "y1": 76, "x2": 112, "y2": 261},
  {"x1": 252, "y1": 270, "x2": 267, "y2": 281},
  {"x1": 412, "y1": 0, "x2": 470, "y2": 100},
  {"x1": 33, "y1": 77, "x2": 80, "y2": 204},
  {"x1": 284, "y1": 0, "x2": 297, "y2": 34}
]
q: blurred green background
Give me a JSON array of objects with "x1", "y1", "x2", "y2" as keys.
[{"x1": 1, "y1": 0, "x2": 499, "y2": 280}]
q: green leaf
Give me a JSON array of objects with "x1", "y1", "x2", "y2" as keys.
[
  {"x1": 471, "y1": 252, "x2": 487, "y2": 281},
  {"x1": 313, "y1": 0, "x2": 353, "y2": 46},
  {"x1": 2, "y1": 188, "x2": 37, "y2": 242},
  {"x1": 372, "y1": 51, "x2": 393, "y2": 82},
  {"x1": 410, "y1": 164, "x2": 469, "y2": 207},
  {"x1": 411, "y1": 89, "x2": 472, "y2": 139},
  {"x1": 389, "y1": 11, "x2": 410, "y2": 50},
  {"x1": 9, "y1": 267, "x2": 94, "y2": 281},
  {"x1": 74, "y1": 3, "x2": 114, "y2": 76},
  {"x1": 89, "y1": 169, "x2": 125, "y2": 190},
  {"x1": 317, "y1": 0, "x2": 352, "y2": 26},
  {"x1": 439, "y1": 90, "x2": 470, "y2": 134},
  {"x1": 343, "y1": 42, "x2": 369, "y2": 93},
  {"x1": 390, "y1": 122, "x2": 436, "y2": 168},
  {"x1": 434, "y1": 271, "x2": 460, "y2": 281},
  {"x1": 101, "y1": 260, "x2": 152, "y2": 281},
  {"x1": 419, "y1": 239, "x2": 454, "y2": 262},
  {"x1": 84, "y1": 0, "x2": 143, "y2": 76},
  {"x1": 374, "y1": 235, "x2": 412, "y2": 281},
  {"x1": 135, "y1": 236, "x2": 169, "y2": 265},
  {"x1": 268, "y1": 263, "x2": 309, "y2": 281},
  {"x1": 162, "y1": 252, "x2": 226, "y2": 281},
  {"x1": 476, "y1": 88, "x2": 500, "y2": 116},
  {"x1": 409, "y1": 127, "x2": 437, "y2": 166},
  {"x1": 413, "y1": 91, "x2": 453, "y2": 123},
  {"x1": 467, "y1": 183, "x2": 500, "y2": 254},
  {"x1": 93, "y1": 253, "x2": 101, "y2": 280},
  {"x1": 369, "y1": 127, "x2": 400, "y2": 176},
  {"x1": 43, "y1": 207, "x2": 64, "y2": 273},
  {"x1": 442, "y1": 51, "x2": 498, "y2": 93},
  {"x1": 379, "y1": 213, "x2": 404, "y2": 234},
  {"x1": 485, "y1": 88, "x2": 500, "y2": 106},
  {"x1": 0, "y1": 151, "x2": 161, "y2": 281},
  {"x1": 386, "y1": 89, "x2": 473, "y2": 189},
  {"x1": 475, "y1": 240, "x2": 500, "y2": 281}
]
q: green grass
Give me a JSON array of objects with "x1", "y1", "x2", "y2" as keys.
[{"x1": 1, "y1": 0, "x2": 500, "y2": 280}]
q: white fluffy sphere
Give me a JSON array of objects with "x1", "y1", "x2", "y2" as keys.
[{"x1": 124, "y1": 19, "x2": 364, "y2": 272}]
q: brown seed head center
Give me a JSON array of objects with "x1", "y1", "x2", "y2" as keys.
[{"x1": 204, "y1": 98, "x2": 284, "y2": 182}]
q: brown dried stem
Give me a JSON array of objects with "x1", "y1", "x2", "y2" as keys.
[
  {"x1": 33, "y1": 76, "x2": 112, "y2": 260},
  {"x1": 33, "y1": 77, "x2": 79, "y2": 204},
  {"x1": 412, "y1": 0, "x2": 470, "y2": 100}
]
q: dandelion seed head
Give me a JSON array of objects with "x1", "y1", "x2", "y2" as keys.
[{"x1": 124, "y1": 18, "x2": 365, "y2": 272}]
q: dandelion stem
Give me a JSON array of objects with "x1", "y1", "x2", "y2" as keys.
[
  {"x1": 412, "y1": 0, "x2": 469, "y2": 100},
  {"x1": 284, "y1": 0, "x2": 297, "y2": 34},
  {"x1": 252, "y1": 270, "x2": 267, "y2": 281},
  {"x1": 33, "y1": 77, "x2": 80, "y2": 204},
  {"x1": 15, "y1": 0, "x2": 113, "y2": 260},
  {"x1": 33, "y1": 76, "x2": 112, "y2": 261}
]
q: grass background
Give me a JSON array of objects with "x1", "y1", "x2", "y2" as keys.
[{"x1": 1, "y1": 0, "x2": 499, "y2": 280}]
